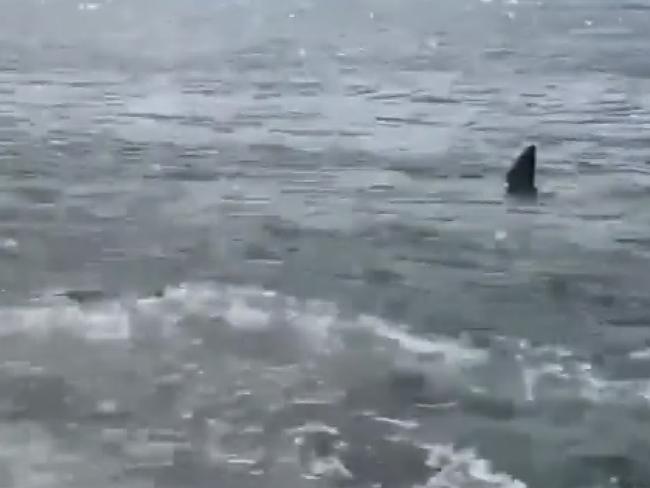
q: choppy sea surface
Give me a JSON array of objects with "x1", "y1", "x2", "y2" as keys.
[{"x1": 2, "y1": 0, "x2": 650, "y2": 487}]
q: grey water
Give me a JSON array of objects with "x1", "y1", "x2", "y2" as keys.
[{"x1": 1, "y1": 0, "x2": 650, "y2": 486}]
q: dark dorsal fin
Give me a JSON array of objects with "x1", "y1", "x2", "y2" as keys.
[{"x1": 506, "y1": 144, "x2": 537, "y2": 196}]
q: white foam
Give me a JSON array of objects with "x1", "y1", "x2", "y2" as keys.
[
  {"x1": 350, "y1": 315, "x2": 489, "y2": 366},
  {"x1": 308, "y1": 455, "x2": 353, "y2": 481},
  {"x1": 287, "y1": 422, "x2": 340, "y2": 438},
  {"x1": 78, "y1": 2, "x2": 100, "y2": 10},
  {"x1": 4, "y1": 280, "x2": 641, "y2": 414},
  {"x1": 483, "y1": 340, "x2": 650, "y2": 409},
  {"x1": 0, "y1": 237, "x2": 18, "y2": 251},
  {"x1": 140, "y1": 282, "x2": 489, "y2": 371},
  {"x1": 0, "y1": 302, "x2": 130, "y2": 341},
  {"x1": 629, "y1": 347, "x2": 650, "y2": 360},
  {"x1": 421, "y1": 444, "x2": 527, "y2": 488},
  {"x1": 374, "y1": 417, "x2": 419, "y2": 430},
  {"x1": 224, "y1": 299, "x2": 271, "y2": 330}
]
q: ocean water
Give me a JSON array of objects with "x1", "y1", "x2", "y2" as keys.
[{"x1": 1, "y1": 0, "x2": 650, "y2": 486}]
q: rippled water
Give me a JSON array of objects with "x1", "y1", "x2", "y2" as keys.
[{"x1": 1, "y1": 0, "x2": 650, "y2": 487}]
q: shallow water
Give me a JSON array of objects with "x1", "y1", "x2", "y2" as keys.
[{"x1": 1, "y1": 0, "x2": 650, "y2": 487}]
